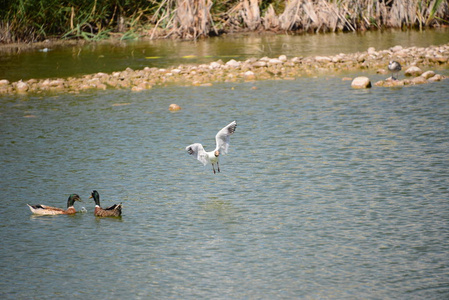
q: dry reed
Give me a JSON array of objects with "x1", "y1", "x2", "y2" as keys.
[
  {"x1": 1, "y1": 0, "x2": 448, "y2": 43},
  {"x1": 241, "y1": 0, "x2": 261, "y2": 30},
  {"x1": 272, "y1": 0, "x2": 449, "y2": 33}
]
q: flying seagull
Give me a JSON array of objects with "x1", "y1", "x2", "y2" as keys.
[
  {"x1": 388, "y1": 60, "x2": 402, "y2": 80},
  {"x1": 186, "y1": 121, "x2": 237, "y2": 174}
]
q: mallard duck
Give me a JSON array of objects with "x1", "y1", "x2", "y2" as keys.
[
  {"x1": 27, "y1": 194, "x2": 81, "y2": 215},
  {"x1": 186, "y1": 120, "x2": 237, "y2": 174},
  {"x1": 90, "y1": 190, "x2": 122, "y2": 217}
]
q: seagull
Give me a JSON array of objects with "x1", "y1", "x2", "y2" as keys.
[
  {"x1": 388, "y1": 60, "x2": 402, "y2": 80},
  {"x1": 186, "y1": 121, "x2": 237, "y2": 174}
]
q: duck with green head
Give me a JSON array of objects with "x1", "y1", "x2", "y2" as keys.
[
  {"x1": 90, "y1": 190, "x2": 122, "y2": 217},
  {"x1": 27, "y1": 194, "x2": 81, "y2": 215}
]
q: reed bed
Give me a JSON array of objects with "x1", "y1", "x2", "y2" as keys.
[{"x1": 1, "y1": 0, "x2": 448, "y2": 43}]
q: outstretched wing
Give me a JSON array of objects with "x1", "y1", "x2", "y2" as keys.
[
  {"x1": 186, "y1": 143, "x2": 208, "y2": 166},
  {"x1": 215, "y1": 121, "x2": 237, "y2": 154}
]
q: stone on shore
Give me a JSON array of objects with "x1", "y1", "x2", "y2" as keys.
[
  {"x1": 428, "y1": 74, "x2": 444, "y2": 82},
  {"x1": 0, "y1": 79, "x2": 10, "y2": 86},
  {"x1": 429, "y1": 55, "x2": 448, "y2": 64},
  {"x1": 268, "y1": 58, "x2": 283, "y2": 65},
  {"x1": 253, "y1": 61, "x2": 267, "y2": 68},
  {"x1": 209, "y1": 61, "x2": 222, "y2": 69},
  {"x1": 411, "y1": 76, "x2": 428, "y2": 84},
  {"x1": 351, "y1": 76, "x2": 371, "y2": 89},
  {"x1": 367, "y1": 47, "x2": 376, "y2": 54},
  {"x1": 226, "y1": 59, "x2": 240, "y2": 68},
  {"x1": 15, "y1": 81, "x2": 29, "y2": 93},
  {"x1": 421, "y1": 70, "x2": 435, "y2": 79},
  {"x1": 405, "y1": 66, "x2": 423, "y2": 77},
  {"x1": 390, "y1": 45, "x2": 403, "y2": 52},
  {"x1": 315, "y1": 56, "x2": 332, "y2": 63},
  {"x1": 375, "y1": 79, "x2": 406, "y2": 87},
  {"x1": 376, "y1": 68, "x2": 388, "y2": 75},
  {"x1": 244, "y1": 71, "x2": 256, "y2": 80}
]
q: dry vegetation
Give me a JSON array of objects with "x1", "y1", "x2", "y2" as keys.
[{"x1": 1, "y1": 0, "x2": 448, "y2": 43}]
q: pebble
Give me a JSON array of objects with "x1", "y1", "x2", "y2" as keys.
[
  {"x1": 278, "y1": 55, "x2": 287, "y2": 62},
  {"x1": 390, "y1": 45, "x2": 403, "y2": 52},
  {"x1": 15, "y1": 81, "x2": 29, "y2": 93},
  {"x1": 405, "y1": 66, "x2": 423, "y2": 76},
  {"x1": 168, "y1": 103, "x2": 181, "y2": 111},
  {"x1": 428, "y1": 74, "x2": 443, "y2": 81},
  {"x1": 253, "y1": 61, "x2": 267, "y2": 67},
  {"x1": 351, "y1": 76, "x2": 372, "y2": 89},
  {"x1": 225, "y1": 59, "x2": 240, "y2": 68},
  {"x1": 421, "y1": 70, "x2": 435, "y2": 79},
  {"x1": 315, "y1": 56, "x2": 332, "y2": 63},
  {"x1": 367, "y1": 47, "x2": 376, "y2": 54},
  {"x1": 268, "y1": 58, "x2": 283, "y2": 64},
  {"x1": 411, "y1": 76, "x2": 428, "y2": 84}
]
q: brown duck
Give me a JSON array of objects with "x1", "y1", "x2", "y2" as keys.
[
  {"x1": 90, "y1": 190, "x2": 122, "y2": 217},
  {"x1": 27, "y1": 194, "x2": 81, "y2": 215}
]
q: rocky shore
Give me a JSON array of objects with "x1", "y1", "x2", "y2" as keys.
[{"x1": 1, "y1": 43, "x2": 448, "y2": 95}]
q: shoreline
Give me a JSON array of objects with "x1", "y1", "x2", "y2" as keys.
[{"x1": 1, "y1": 43, "x2": 448, "y2": 95}]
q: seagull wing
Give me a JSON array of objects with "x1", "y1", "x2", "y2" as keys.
[
  {"x1": 186, "y1": 143, "x2": 208, "y2": 166},
  {"x1": 215, "y1": 121, "x2": 237, "y2": 154}
]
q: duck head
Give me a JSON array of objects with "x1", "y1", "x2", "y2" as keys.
[
  {"x1": 67, "y1": 194, "x2": 81, "y2": 208},
  {"x1": 89, "y1": 190, "x2": 100, "y2": 206}
]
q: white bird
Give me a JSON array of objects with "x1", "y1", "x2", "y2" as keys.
[
  {"x1": 388, "y1": 60, "x2": 402, "y2": 80},
  {"x1": 186, "y1": 121, "x2": 237, "y2": 174}
]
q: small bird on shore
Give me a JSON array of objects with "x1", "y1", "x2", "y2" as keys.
[
  {"x1": 27, "y1": 194, "x2": 81, "y2": 215},
  {"x1": 186, "y1": 121, "x2": 237, "y2": 174},
  {"x1": 388, "y1": 60, "x2": 402, "y2": 80},
  {"x1": 90, "y1": 190, "x2": 122, "y2": 217}
]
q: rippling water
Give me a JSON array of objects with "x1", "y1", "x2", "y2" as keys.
[{"x1": 1, "y1": 73, "x2": 449, "y2": 298}]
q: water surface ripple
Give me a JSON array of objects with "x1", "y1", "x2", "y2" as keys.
[{"x1": 1, "y1": 75, "x2": 449, "y2": 299}]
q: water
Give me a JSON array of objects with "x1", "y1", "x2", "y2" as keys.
[
  {"x1": 1, "y1": 28, "x2": 449, "y2": 82},
  {"x1": 1, "y1": 69, "x2": 449, "y2": 298}
]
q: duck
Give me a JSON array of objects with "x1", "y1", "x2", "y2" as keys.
[
  {"x1": 27, "y1": 194, "x2": 81, "y2": 215},
  {"x1": 186, "y1": 121, "x2": 237, "y2": 174},
  {"x1": 388, "y1": 60, "x2": 402, "y2": 80},
  {"x1": 90, "y1": 190, "x2": 122, "y2": 217}
]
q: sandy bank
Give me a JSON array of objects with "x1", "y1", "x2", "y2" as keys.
[{"x1": 1, "y1": 43, "x2": 448, "y2": 95}]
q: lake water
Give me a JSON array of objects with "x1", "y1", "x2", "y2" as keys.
[
  {"x1": 1, "y1": 74, "x2": 449, "y2": 299},
  {"x1": 1, "y1": 31, "x2": 449, "y2": 299}
]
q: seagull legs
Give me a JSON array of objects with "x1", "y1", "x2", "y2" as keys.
[
  {"x1": 211, "y1": 163, "x2": 220, "y2": 174},
  {"x1": 392, "y1": 72, "x2": 398, "y2": 80}
]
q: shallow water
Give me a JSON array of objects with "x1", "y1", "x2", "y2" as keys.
[
  {"x1": 1, "y1": 70, "x2": 449, "y2": 298},
  {"x1": 1, "y1": 28, "x2": 449, "y2": 82}
]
